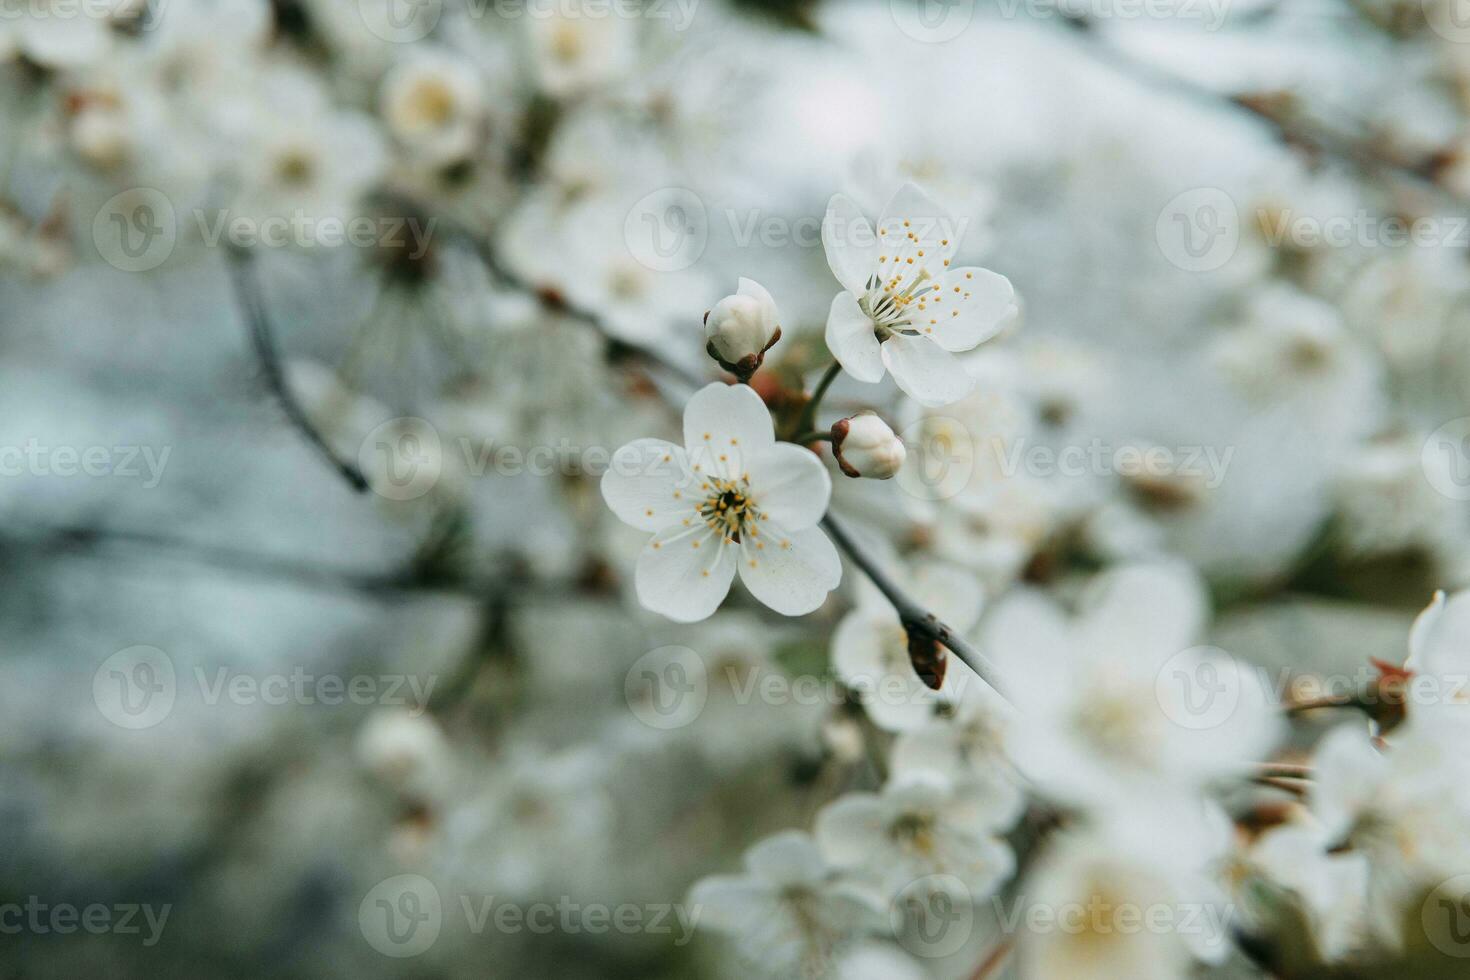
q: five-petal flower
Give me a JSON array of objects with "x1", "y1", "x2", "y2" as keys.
[
  {"x1": 822, "y1": 183, "x2": 1016, "y2": 406},
  {"x1": 601, "y1": 383, "x2": 842, "y2": 622}
]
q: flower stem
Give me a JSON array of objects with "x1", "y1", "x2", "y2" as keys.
[
  {"x1": 792, "y1": 431, "x2": 833, "y2": 445},
  {"x1": 794, "y1": 360, "x2": 843, "y2": 438}
]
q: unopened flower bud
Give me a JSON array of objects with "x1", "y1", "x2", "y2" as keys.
[
  {"x1": 356, "y1": 709, "x2": 451, "y2": 804},
  {"x1": 831, "y1": 413, "x2": 905, "y2": 480},
  {"x1": 704, "y1": 277, "x2": 781, "y2": 381}
]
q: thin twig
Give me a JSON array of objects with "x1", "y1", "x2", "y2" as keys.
[
  {"x1": 225, "y1": 246, "x2": 370, "y2": 492},
  {"x1": 821, "y1": 512, "x2": 1008, "y2": 699},
  {"x1": 794, "y1": 360, "x2": 843, "y2": 437},
  {"x1": 1287, "y1": 693, "x2": 1362, "y2": 715},
  {"x1": 1254, "y1": 775, "x2": 1311, "y2": 797},
  {"x1": 1247, "y1": 762, "x2": 1314, "y2": 797},
  {"x1": 394, "y1": 204, "x2": 1014, "y2": 703},
  {"x1": 971, "y1": 939, "x2": 1014, "y2": 980},
  {"x1": 3, "y1": 520, "x2": 512, "y2": 598},
  {"x1": 1064, "y1": 16, "x2": 1464, "y2": 211},
  {"x1": 1253, "y1": 761, "x2": 1314, "y2": 780}
]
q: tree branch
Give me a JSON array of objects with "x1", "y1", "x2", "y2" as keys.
[
  {"x1": 1064, "y1": 16, "x2": 1465, "y2": 211},
  {"x1": 821, "y1": 512, "x2": 1009, "y2": 699},
  {"x1": 225, "y1": 245, "x2": 370, "y2": 493}
]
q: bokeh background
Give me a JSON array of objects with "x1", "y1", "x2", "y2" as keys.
[{"x1": 5, "y1": 0, "x2": 1470, "y2": 976}]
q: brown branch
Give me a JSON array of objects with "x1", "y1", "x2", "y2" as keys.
[
  {"x1": 820, "y1": 512, "x2": 1009, "y2": 699},
  {"x1": 429, "y1": 212, "x2": 1011, "y2": 701},
  {"x1": 1063, "y1": 16, "x2": 1467, "y2": 212},
  {"x1": 971, "y1": 939, "x2": 1014, "y2": 980},
  {"x1": 225, "y1": 245, "x2": 370, "y2": 492}
]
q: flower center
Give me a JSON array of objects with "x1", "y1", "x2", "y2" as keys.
[
  {"x1": 890, "y1": 810, "x2": 938, "y2": 855},
  {"x1": 406, "y1": 80, "x2": 457, "y2": 127},
  {"x1": 1073, "y1": 693, "x2": 1156, "y2": 770},
  {"x1": 697, "y1": 476, "x2": 763, "y2": 544},
  {"x1": 862, "y1": 267, "x2": 939, "y2": 337},
  {"x1": 275, "y1": 149, "x2": 316, "y2": 186},
  {"x1": 607, "y1": 264, "x2": 647, "y2": 300},
  {"x1": 551, "y1": 23, "x2": 584, "y2": 63}
]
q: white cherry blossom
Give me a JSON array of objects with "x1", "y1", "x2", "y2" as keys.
[
  {"x1": 525, "y1": 7, "x2": 636, "y2": 99},
  {"x1": 233, "y1": 68, "x2": 386, "y2": 225},
  {"x1": 1233, "y1": 819, "x2": 1368, "y2": 963},
  {"x1": 836, "y1": 943, "x2": 927, "y2": 980},
  {"x1": 831, "y1": 560, "x2": 983, "y2": 732},
  {"x1": 890, "y1": 662, "x2": 1015, "y2": 785},
  {"x1": 601, "y1": 383, "x2": 841, "y2": 623},
  {"x1": 979, "y1": 562, "x2": 1283, "y2": 808},
  {"x1": 380, "y1": 50, "x2": 484, "y2": 165},
  {"x1": 822, "y1": 183, "x2": 1015, "y2": 406},
  {"x1": 1310, "y1": 716, "x2": 1470, "y2": 946},
  {"x1": 689, "y1": 831, "x2": 886, "y2": 978},
  {"x1": 1017, "y1": 797, "x2": 1235, "y2": 980},
  {"x1": 815, "y1": 769, "x2": 1021, "y2": 902},
  {"x1": 1403, "y1": 587, "x2": 1470, "y2": 682},
  {"x1": 2, "y1": 0, "x2": 120, "y2": 69}
]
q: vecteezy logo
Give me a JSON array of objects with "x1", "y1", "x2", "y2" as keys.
[
  {"x1": 1155, "y1": 188, "x2": 1239, "y2": 273},
  {"x1": 93, "y1": 646, "x2": 176, "y2": 729},
  {"x1": 1422, "y1": 874, "x2": 1470, "y2": 958},
  {"x1": 624, "y1": 188, "x2": 708, "y2": 273},
  {"x1": 624, "y1": 646, "x2": 708, "y2": 730},
  {"x1": 1422, "y1": 418, "x2": 1470, "y2": 501},
  {"x1": 357, "y1": 0, "x2": 442, "y2": 43},
  {"x1": 359, "y1": 417, "x2": 442, "y2": 501},
  {"x1": 1156, "y1": 645, "x2": 1245, "y2": 731},
  {"x1": 896, "y1": 416, "x2": 975, "y2": 502},
  {"x1": 93, "y1": 188, "x2": 177, "y2": 272},
  {"x1": 1425, "y1": 0, "x2": 1470, "y2": 44},
  {"x1": 890, "y1": 0, "x2": 976, "y2": 42},
  {"x1": 359, "y1": 874, "x2": 442, "y2": 958},
  {"x1": 891, "y1": 874, "x2": 974, "y2": 958}
]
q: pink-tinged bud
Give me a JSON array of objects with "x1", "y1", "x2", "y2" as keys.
[
  {"x1": 831, "y1": 413, "x2": 905, "y2": 480},
  {"x1": 704, "y1": 277, "x2": 781, "y2": 381}
]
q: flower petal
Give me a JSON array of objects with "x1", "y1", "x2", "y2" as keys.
[
  {"x1": 1310, "y1": 724, "x2": 1387, "y2": 845},
  {"x1": 825, "y1": 292, "x2": 885, "y2": 383},
  {"x1": 737, "y1": 276, "x2": 778, "y2": 321},
  {"x1": 925, "y1": 267, "x2": 1015, "y2": 352},
  {"x1": 876, "y1": 182, "x2": 959, "y2": 267},
  {"x1": 635, "y1": 525, "x2": 736, "y2": 623},
  {"x1": 880, "y1": 335, "x2": 974, "y2": 407},
  {"x1": 814, "y1": 792, "x2": 885, "y2": 868},
  {"x1": 947, "y1": 765, "x2": 1026, "y2": 831},
  {"x1": 911, "y1": 562, "x2": 985, "y2": 633},
  {"x1": 745, "y1": 830, "x2": 828, "y2": 886},
  {"x1": 745, "y1": 443, "x2": 831, "y2": 531},
  {"x1": 600, "y1": 438, "x2": 697, "y2": 532},
  {"x1": 1078, "y1": 561, "x2": 1205, "y2": 668},
  {"x1": 686, "y1": 877, "x2": 774, "y2": 937},
  {"x1": 737, "y1": 523, "x2": 841, "y2": 616},
  {"x1": 1405, "y1": 590, "x2": 1446, "y2": 672},
  {"x1": 822, "y1": 194, "x2": 878, "y2": 296},
  {"x1": 1406, "y1": 588, "x2": 1470, "y2": 676},
  {"x1": 682, "y1": 382, "x2": 775, "y2": 479},
  {"x1": 832, "y1": 612, "x2": 939, "y2": 733}
]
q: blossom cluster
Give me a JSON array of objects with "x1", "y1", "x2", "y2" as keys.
[{"x1": 9, "y1": 2, "x2": 1470, "y2": 979}]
